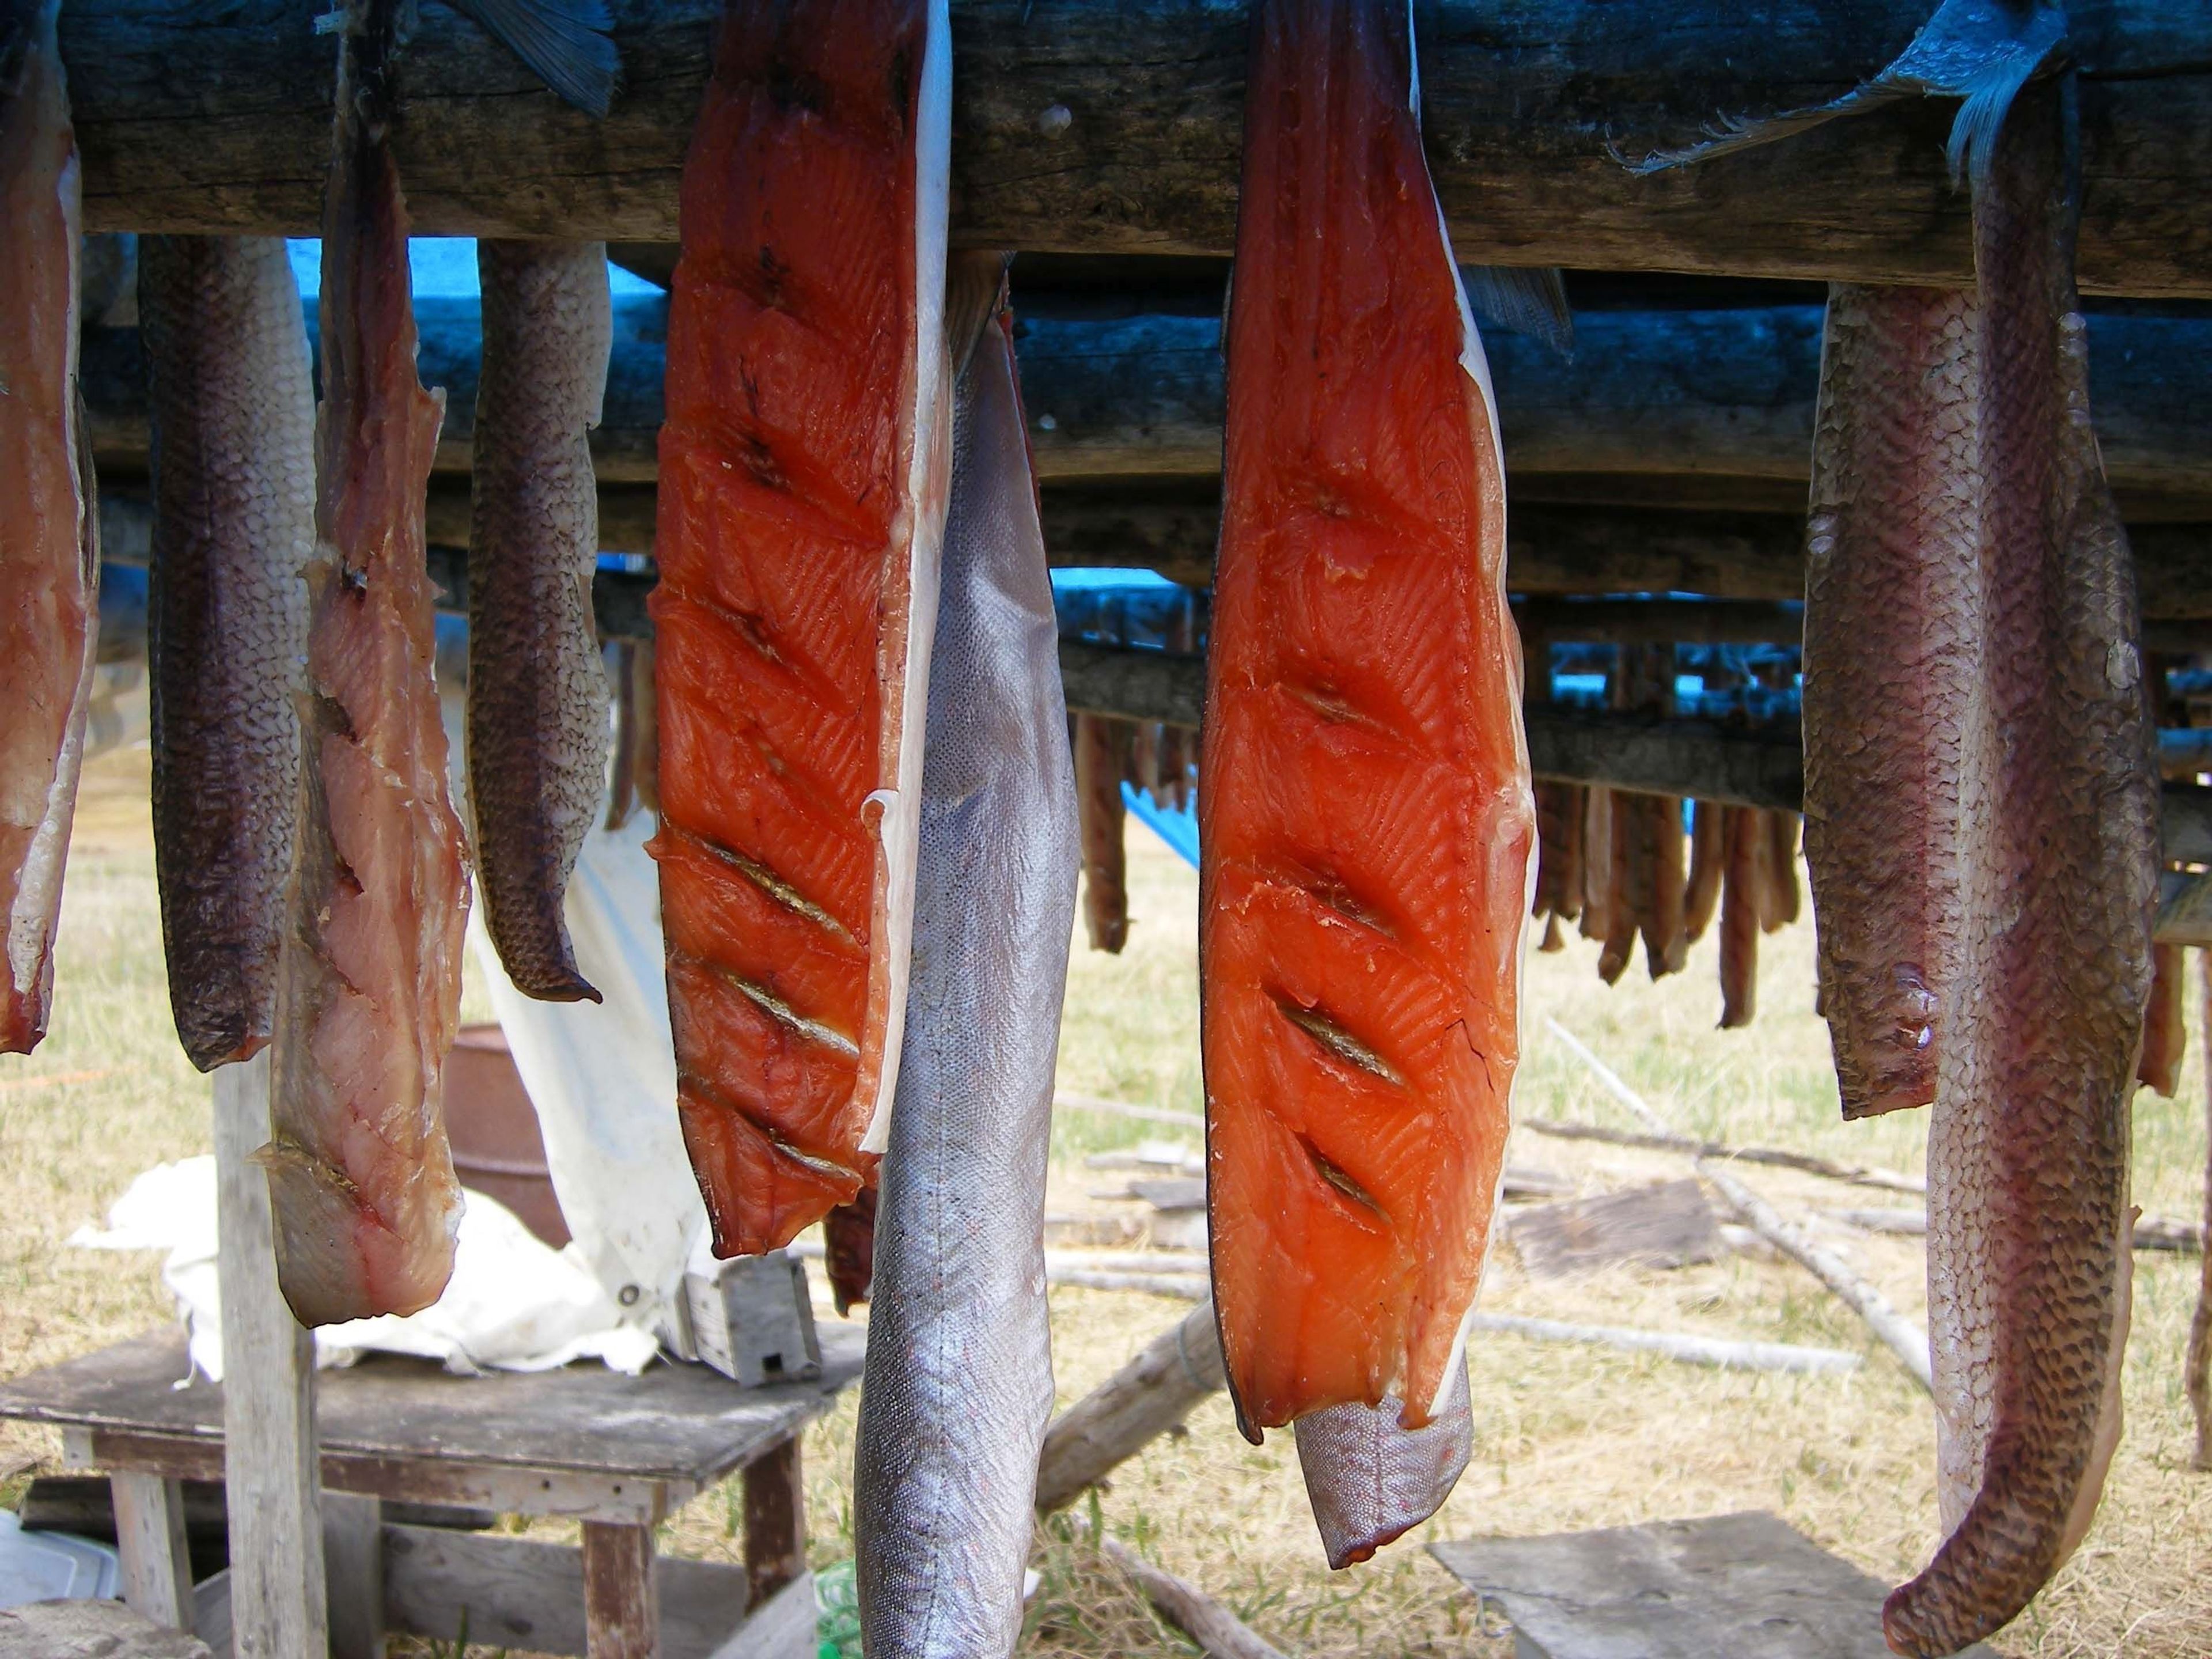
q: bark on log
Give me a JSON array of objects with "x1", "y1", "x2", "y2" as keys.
[
  {"x1": 1519, "y1": 1117, "x2": 1927, "y2": 1197},
  {"x1": 1036, "y1": 1302, "x2": 1227, "y2": 1514},
  {"x1": 58, "y1": 2, "x2": 2212, "y2": 296},
  {"x1": 1097, "y1": 1537, "x2": 1290, "y2": 1659}
]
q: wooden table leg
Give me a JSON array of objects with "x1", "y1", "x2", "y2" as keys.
[
  {"x1": 323, "y1": 1492, "x2": 385, "y2": 1659},
  {"x1": 743, "y1": 1435, "x2": 806, "y2": 1607},
  {"x1": 111, "y1": 1469, "x2": 195, "y2": 1631},
  {"x1": 582, "y1": 1520, "x2": 660, "y2": 1659}
]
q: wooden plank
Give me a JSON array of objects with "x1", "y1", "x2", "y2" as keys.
[
  {"x1": 210, "y1": 1050, "x2": 327, "y2": 1659},
  {"x1": 321, "y1": 1493, "x2": 384, "y2": 1659},
  {"x1": 1035, "y1": 1302, "x2": 1226, "y2": 1514},
  {"x1": 1507, "y1": 1179, "x2": 1724, "y2": 1279},
  {"x1": 0, "y1": 1323, "x2": 864, "y2": 1492},
  {"x1": 380, "y1": 1523, "x2": 812, "y2": 1659},
  {"x1": 110, "y1": 1470, "x2": 195, "y2": 1633},
  {"x1": 54, "y1": 2, "x2": 2212, "y2": 295},
  {"x1": 741, "y1": 1438, "x2": 805, "y2": 1608},
  {"x1": 582, "y1": 1523, "x2": 658, "y2": 1659},
  {"x1": 1430, "y1": 1510, "x2": 2001, "y2": 1658}
]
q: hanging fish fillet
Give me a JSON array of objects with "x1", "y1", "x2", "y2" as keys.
[
  {"x1": 1684, "y1": 800, "x2": 1722, "y2": 943},
  {"x1": 1762, "y1": 810, "x2": 1801, "y2": 931},
  {"x1": 855, "y1": 257, "x2": 1076, "y2": 1658},
  {"x1": 263, "y1": 0, "x2": 472, "y2": 1326},
  {"x1": 140, "y1": 237, "x2": 315, "y2": 1073},
  {"x1": 1578, "y1": 785, "x2": 1613, "y2": 944},
  {"x1": 1640, "y1": 794, "x2": 1687, "y2": 979},
  {"x1": 1076, "y1": 714, "x2": 1130, "y2": 953},
  {"x1": 0, "y1": 0, "x2": 95, "y2": 1056},
  {"x1": 468, "y1": 238, "x2": 612, "y2": 1004},
  {"x1": 1202, "y1": 0, "x2": 1532, "y2": 1452},
  {"x1": 2137, "y1": 942, "x2": 2184, "y2": 1098},
  {"x1": 1801, "y1": 283, "x2": 1978, "y2": 1119},
  {"x1": 1293, "y1": 1362, "x2": 1471, "y2": 1570},
  {"x1": 1718, "y1": 805, "x2": 1760, "y2": 1030},
  {"x1": 650, "y1": 0, "x2": 951, "y2": 1257},
  {"x1": 1532, "y1": 782, "x2": 1581, "y2": 926},
  {"x1": 823, "y1": 1186, "x2": 876, "y2": 1313},
  {"x1": 1597, "y1": 803, "x2": 1638, "y2": 986}
]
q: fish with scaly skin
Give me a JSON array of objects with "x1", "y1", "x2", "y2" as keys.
[
  {"x1": 141, "y1": 236, "x2": 315, "y2": 1072},
  {"x1": 263, "y1": 0, "x2": 471, "y2": 1326},
  {"x1": 1203, "y1": 0, "x2": 1531, "y2": 1464},
  {"x1": 468, "y1": 239, "x2": 612, "y2": 1004},
  {"x1": 0, "y1": 0, "x2": 96, "y2": 1057},
  {"x1": 1294, "y1": 1365, "x2": 1471, "y2": 1570},
  {"x1": 1802, "y1": 282, "x2": 1979, "y2": 1120},
  {"x1": 1076, "y1": 713, "x2": 1130, "y2": 953},
  {"x1": 650, "y1": 0, "x2": 951, "y2": 1257},
  {"x1": 855, "y1": 255, "x2": 1076, "y2": 1658}
]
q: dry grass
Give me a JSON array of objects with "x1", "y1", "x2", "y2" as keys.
[{"x1": 6, "y1": 755, "x2": 2211, "y2": 1656}]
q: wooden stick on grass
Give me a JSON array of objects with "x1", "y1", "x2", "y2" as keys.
[{"x1": 1099, "y1": 1535, "x2": 1291, "y2": 1659}]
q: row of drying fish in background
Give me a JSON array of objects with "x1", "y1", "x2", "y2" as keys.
[{"x1": 0, "y1": 0, "x2": 2173, "y2": 1653}]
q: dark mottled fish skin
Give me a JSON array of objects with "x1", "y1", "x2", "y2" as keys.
[
  {"x1": 1578, "y1": 786, "x2": 1613, "y2": 944},
  {"x1": 468, "y1": 238, "x2": 612, "y2": 1004},
  {"x1": 1802, "y1": 282, "x2": 1979, "y2": 1121},
  {"x1": 0, "y1": 0, "x2": 95, "y2": 1056},
  {"x1": 1640, "y1": 794, "x2": 1687, "y2": 979},
  {"x1": 855, "y1": 262, "x2": 1078, "y2": 1659},
  {"x1": 823, "y1": 1184, "x2": 876, "y2": 1313},
  {"x1": 1761, "y1": 810, "x2": 1800, "y2": 930},
  {"x1": 1889, "y1": 72, "x2": 2156, "y2": 1659},
  {"x1": 1684, "y1": 799, "x2": 1722, "y2": 942},
  {"x1": 264, "y1": 0, "x2": 470, "y2": 1328},
  {"x1": 141, "y1": 236, "x2": 314, "y2": 1071},
  {"x1": 1075, "y1": 712, "x2": 1129, "y2": 953},
  {"x1": 1294, "y1": 1364, "x2": 1471, "y2": 1570},
  {"x1": 1718, "y1": 804, "x2": 1760, "y2": 1029},
  {"x1": 2136, "y1": 942, "x2": 2184, "y2": 1097},
  {"x1": 1597, "y1": 797, "x2": 1637, "y2": 985}
]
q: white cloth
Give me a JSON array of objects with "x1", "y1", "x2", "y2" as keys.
[{"x1": 71, "y1": 1157, "x2": 658, "y2": 1380}]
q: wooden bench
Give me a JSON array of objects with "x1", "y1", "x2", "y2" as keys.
[{"x1": 0, "y1": 1324, "x2": 863, "y2": 1658}]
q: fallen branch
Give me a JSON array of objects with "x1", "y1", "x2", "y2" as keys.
[
  {"x1": 1698, "y1": 1162, "x2": 1933, "y2": 1393},
  {"x1": 1037, "y1": 1302, "x2": 1226, "y2": 1514},
  {"x1": 1471, "y1": 1313, "x2": 1859, "y2": 1376},
  {"x1": 1543, "y1": 1018, "x2": 1674, "y2": 1134},
  {"x1": 1520, "y1": 1118, "x2": 1926, "y2": 1196},
  {"x1": 1099, "y1": 1536, "x2": 1291, "y2": 1659},
  {"x1": 1058, "y1": 1091, "x2": 1205, "y2": 1130},
  {"x1": 1051, "y1": 1270, "x2": 1209, "y2": 1299}
]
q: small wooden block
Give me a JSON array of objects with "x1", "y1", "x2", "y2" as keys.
[
  {"x1": 686, "y1": 1255, "x2": 822, "y2": 1388},
  {"x1": 1508, "y1": 1178, "x2": 1722, "y2": 1279},
  {"x1": 0, "y1": 1599, "x2": 212, "y2": 1658},
  {"x1": 1431, "y1": 1510, "x2": 2002, "y2": 1658}
]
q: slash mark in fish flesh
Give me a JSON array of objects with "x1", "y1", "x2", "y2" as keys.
[
  {"x1": 650, "y1": 0, "x2": 950, "y2": 1257},
  {"x1": 468, "y1": 239, "x2": 613, "y2": 1004},
  {"x1": 1202, "y1": 0, "x2": 1532, "y2": 1453},
  {"x1": 141, "y1": 235, "x2": 315, "y2": 1071},
  {"x1": 263, "y1": 0, "x2": 471, "y2": 1327},
  {"x1": 0, "y1": 0, "x2": 96, "y2": 1056}
]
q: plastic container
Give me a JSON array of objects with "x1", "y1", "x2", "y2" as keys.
[{"x1": 0, "y1": 1509, "x2": 121, "y2": 1608}]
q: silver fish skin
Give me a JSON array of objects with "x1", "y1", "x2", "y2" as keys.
[
  {"x1": 467, "y1": 238, "x2": 612, "y2": 1003},
  {"x1": 854, "y1": 261, "x2": 1078, "y2": 1659},
  {"x1": 141, "y1": 235, "x2": 315, "y2": 1071},
  {"x1": 1294, "y1": 1365, "x2": 1472, "y2": 1570}
]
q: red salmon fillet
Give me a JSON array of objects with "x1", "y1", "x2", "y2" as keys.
[
  {"x1": 1202, "y1": 0, "x2": 1532, "y2": 1437},
  {"x1": 652, "y1": 0, "x2": 950, "y2": 1257},
  {"x1": 0, "y1": 0, "x2": 96, "y2": 1056}
]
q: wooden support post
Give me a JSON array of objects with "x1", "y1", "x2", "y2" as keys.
[
  {"x1": 741, "y1": 1437, "x2": 806, "y2": 1607},
  {"x1": 322, "y1": 1493, "x2": 385, "y2": 1659},
  {"x1": 109, "y1": 1469, "x2": 194, "y2": 1631},
  {"x1": 581, "y1": 1521, "x2": 659, "y2": 1659},
  {"x1": 212, "y1": 1050, "x2": 329, "y2": 1657}
]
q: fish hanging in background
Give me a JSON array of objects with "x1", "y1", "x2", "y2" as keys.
[
  {"x1": 2137, "y1": 941, "x2": 2184, "y2": 1097},
  {"x1": 140, "y1": 236, "x2": 315, "y2": 1071},
  {"x1": 1798, "y1": 293, "x2": 1974, "y2": 1116},
  {"x1": 263, "y1": 0, "x2": 472, "y2": 1326},
  {"x1": 0, "y1": 0, "x2": 96, "y2": 1056},
  {"x1": 1684, "y1": 799, "x2": 1723, "y2": 942},
  {"x1": 822, "y1": 1186, "x2": 876, "y2": 1313},
  {"x1": 467, "y1": 239, "x2": 613, "y2": 1003},
  {"x1": 1200, "y1": 0, "x2": 1531, "y2": 1562},
  {"x1": 650, "y1": 0, "x2": 952, "y2": 1257},
  {"x1": 1075, "y1": 713, "x2": 1131, "y2": 952},
  {"x1": 855, "y1": 254, "x2": 1078, "y2": 1658},
  {"x1": 1717, "y1": 804, "x2": 1762, "y2": 1030}
]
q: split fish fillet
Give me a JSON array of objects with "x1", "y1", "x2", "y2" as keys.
[
  {"x1": 0, "y1": 0, "x2": 96, "y2": 1056},
  {"x1": 1639, "y1": 793, "x2": 1687, "y2": 979},
  {"x1": 140, "y1": 236, "x2": 315, "y2": 1071},
  {"x1": 263, "y1": 0, "x2": 472, "y2": 1326},
  {"x1": 2190, "y1": 950, "x2": 2212, "y2": 1470},
  {"x1": 468, "y1": 239, "x2": 612, "y2": 1003},
  {"x1": 1293, "y1": 1364, "x2": 1472, "y2": 1570},
  {"x1": 1532, "y1": 781, "x2": 1581, "y2": 926},
  {"x1": 650, "y1": 0, "x2": 951, "y2": 1256},
  {"x1": 823, "y1": 1187, "x2": 876, "y2": 1313},
  {"x1": 1895, "y1": 69, "x2": 2153, "y2": 1659},
  {"x1": 1076, "y1": 713, "x2": 1130, "y2": 953},
  {"x1": 1597, "y1": 802, "x2": 1637, "y2": 986},
  {"x1": 1762, "y1": 810, "x2": 1801, "y2": 931},
  {"x1": 1684, "y1": 800, "x2": 1722, "y2": 943},
  {"x1": 1202, "y1": 0, "x2": 1532, "y2": 1449},
  {"x1": 2137, "y1": 941, "x2": 2183, "y2": 1098},
  {"x1": 855, "y1": 259, "x2": 1077, "y2": 1658},
  {"x1": 1578, "y1": 786, "x2": 1613, "y2": 944},
  {"x1": 1801, "y1": 286, "x2": 1978, "y2": 1119}
]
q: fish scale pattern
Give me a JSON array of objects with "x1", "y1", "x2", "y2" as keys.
[
  {"x1": 1202, "y1": 0, "x2": 1532, "y2": 1438},
  {"x1": 651, "y1": 0, "x2": 927, "y2": 1256}
]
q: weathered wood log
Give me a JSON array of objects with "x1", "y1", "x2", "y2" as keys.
[
  {"x1": 1097, "y1": 1536, "x2": 1291, "y2": 1659},
  {"x1": 1472, "y1": 1313, "x2": 1862, "y2": 1377},
  {"x1": 1520, "y1": 1118, "x2": 1927, "y2": 1196},
  {"x1": 59, "y1": 2, "x2": 2212, "y2": 295},
  {"x1": 1036, "y1": 1302, "x2": 1226, "y2": 1514}
]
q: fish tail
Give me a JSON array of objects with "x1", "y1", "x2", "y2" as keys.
[
  {"x1": 1459, "y1": 266, "x2": 1574, "y2": 358},
  {"x1": 445, "y1": 0, "x2": 620, "y2": 116}
]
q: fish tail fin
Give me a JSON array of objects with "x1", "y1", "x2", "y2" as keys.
[
  {"x1": 1944, "y1": 49, "x2": 2046, "y2": 187},
  {"x1": 445, "y1": 0, "x2": 619, "y2": 118},
  {"x1": 1459, "y1": 266, "x2": 1574, "y2": 358}
]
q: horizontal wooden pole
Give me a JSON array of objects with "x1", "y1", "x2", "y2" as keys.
[{"x1": 60, "y1": 2, "x2": 2212, "y2": 294}]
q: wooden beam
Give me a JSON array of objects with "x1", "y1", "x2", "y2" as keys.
[
  {"x1": 58, "y1": 2, "x2": 2212, "y2": 295},
  {"x1": 1035, "y1": 1302, "x2": 1228, "y2": 1516}
]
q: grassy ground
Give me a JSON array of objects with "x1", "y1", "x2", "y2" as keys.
[{"x1": 5, "y1": 749, "x2": 2210, "y2": 1655}]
